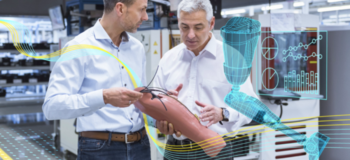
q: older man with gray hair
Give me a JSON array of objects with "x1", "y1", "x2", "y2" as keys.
[{"x1": 154, "y1": 0, "x2": 259, "y2": 159}]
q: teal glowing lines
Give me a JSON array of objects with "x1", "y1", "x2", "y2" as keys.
[
  {"x1": 283, "y1": 52, "x2": 323, "y2": 62},
  {"x1": 261, "y1": 36, "x2": 278, "y2": 60},
  {"x1": 282, "y1": 35, "x2": 323, "y2": 62},
  {"x1": 257, "y1": 30, "x2": 328, "y2": 100},
  {"x1": 221, "y1": 17, "x2": 330, "y2": 160},
  {"x1": 262, "y1": 68, "x2": 279, "y2": 91},
  {"x1": 282, "y1": 35, "x2": 323, "y2": 55},
  {"x1": 284, "y1": 70, "x2": 319, "y2": 94}
]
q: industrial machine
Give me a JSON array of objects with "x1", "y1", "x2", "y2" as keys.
[{"x1": 66, "y1": 0, "x2": 104, "y2": 36}]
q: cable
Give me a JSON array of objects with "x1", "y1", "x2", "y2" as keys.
[
  {"x1": 268, "y1": 99, "x2": 283, "y2": 119},
  {"x1": 279, "y1": 103, "x2": 283, "y2": 120},
  {"x1": 146, "y1": 65, "x2": 159, "y2": 88}
]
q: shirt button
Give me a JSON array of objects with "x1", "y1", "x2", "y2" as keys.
[
  {"x1": 121, "y1": 66, "x2": 124, "y2": 69},
  {"x1": 131, "y1": 118, "x2": 133, "y2": 120},
  {"x1": 125, "y1": 84, "x2": 127, "y2": 87}
]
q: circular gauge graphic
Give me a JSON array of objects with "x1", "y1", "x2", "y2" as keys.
[
  {"x1": 262, "y1": 67, "x2": 279, "y2": 91},
  {"x1": 261, "y1": 36, "x2": 278, "y2": 60}
]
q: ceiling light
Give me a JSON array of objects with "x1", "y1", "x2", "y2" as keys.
[
  {"x1": 261, "y1": 4, "x2": 283, "y2": 11},
  {"x1": 294, "y1": 2, "x2": 305, "y2": 7},
  {"x1": 223, "y1": 9, "x2": 246, "y2": 15},
  {"x1": 318, "y1": 5, "x2": 350, "y2": 12},
  {"x1": 327, "y1": 0, "x2": 347, "y2": 3}
]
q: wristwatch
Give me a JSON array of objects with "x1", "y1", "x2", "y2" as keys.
[
  {"x1": 222, "y1": 108, "x2": 229, "y2": 122},
  {"x1": 219, "y1": 108, "x2": 229, "y2": 125}
]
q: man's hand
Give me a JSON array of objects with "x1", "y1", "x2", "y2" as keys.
[
  {"x1": 196, "y1": 101, "x2": 223, "y2": 128},
  {"x1": 166, "y1": 84, "x2": 183, "y2": 98},
  {"x1": 156, "y1": 120, "x2": 182, "y2": 137},
  {"x1": 103, "y1": 87, "x2": 143, "y2": 107}
]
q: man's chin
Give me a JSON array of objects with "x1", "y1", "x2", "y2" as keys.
[
  {"x1": 126, "y1": 27, "x2": 138, "y2": 33},
  {"x1": 129, "y1": 29, "x2": 138, "y2": 33},
  {"x1": 185, "y1": 44, "x2": 199, "y2": 51}
]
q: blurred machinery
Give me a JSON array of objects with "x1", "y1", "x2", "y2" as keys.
[
  {"x1": 253, "y1": 14, "x2": 324, "y2": 160},
  {"x1": 66, "y1": 0, "x2": 104, "y2": 36}
]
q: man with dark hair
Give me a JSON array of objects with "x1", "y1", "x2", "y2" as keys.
[
  {"x1": 103, "y1": 0, "x2": 135, "y2": 13},
  {"x1": 43, "y1": 0, "x2": 151, "y2": 159}
]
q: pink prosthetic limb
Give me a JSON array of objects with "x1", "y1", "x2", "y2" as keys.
[{"x1": 134, "y1": 87, "x2": 226, "y2": 158}]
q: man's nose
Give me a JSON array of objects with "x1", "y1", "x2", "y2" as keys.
[
  {"x1": 142, "y1": 12, "x2": 148, "y2": 21},
  {"x1": 188, "y1": 29, "x2": 195, "y2": 39}
]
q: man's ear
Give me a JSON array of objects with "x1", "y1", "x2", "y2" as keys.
[
  {"x1": 114, "y1": 2, "x2": 125, "y2": 16},
  {"x1": 210, "y1": 16, "x2": 215, "y2": 30}
]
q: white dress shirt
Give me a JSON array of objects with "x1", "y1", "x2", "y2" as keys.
[
  {"x1": 154, "y1": 33, "x2": 258, "y2": 140},
  {"x1": 43, "y1": 20, "x2": 147, "y2": 133}
]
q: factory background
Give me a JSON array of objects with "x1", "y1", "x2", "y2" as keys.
[{"x1": 0, "y1": 0, "x2": 349, "y2": 159}]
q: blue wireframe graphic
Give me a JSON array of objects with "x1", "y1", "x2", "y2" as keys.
[
  {"x1": 284, "y1": 70, "x2": 319, "y2": 94},
  {"x1": 258, "y1": 30, "x2": 328, "y2": 100},
  {"x1": 220, "y1": 17, "x2": 330, "y2": 160},
  {"x1": 261, "y1": 36, "x2": 279, "y2": 60},
  {"x1": 283, "y1": 52, "x2": 323, "y2": 62},
  {"x1": 262, "y1": 67, "x2": 279, "y2": 91},
  {"x1": 282, "y1": 35, "x2": 323, "y2": 55}
]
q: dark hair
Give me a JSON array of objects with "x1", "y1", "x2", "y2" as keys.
[{"x1": 103, "y1": 0, "x2": 136, "y2": 13}]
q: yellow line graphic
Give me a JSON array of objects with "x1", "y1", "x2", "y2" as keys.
[{"x1": 0, "y1": 148, "x2": 12, "y2": 160}]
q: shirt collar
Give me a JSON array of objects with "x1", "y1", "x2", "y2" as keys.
[
  {"x1": 182, "y1": 32, "x2": 217, "y2": 58},
  {"x1": 202, "y1": 32, "x2": 217, "y2": 58},
  {"x1": 93, "y1": 19, "x2": 129, "y2": 42}
]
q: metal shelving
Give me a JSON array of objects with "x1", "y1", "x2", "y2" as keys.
[
  {"x1": 0, "y1": 49, "x2": 50, "y2": 53},
  {"x1": 66, "y1": 0, "x2": 104, "y2": 36},
  {"x1": 0, "y1": 96, "x2": 45, "y2": 106},
  {"x1": 4, "y1": 93, "x2": 46, "y2": 98},
  {"x1": 0, "y1": 82, "x2": 48, "y2": 87},
  {"x1": 0, "y1": 104, "x2": 44, "y2": 116},
  {"x1": 0, "y1": 93, "x2": 46, "y2": 107},
  {"x1": 0, "y1": 66, "x2": 50, "y2": 70}
]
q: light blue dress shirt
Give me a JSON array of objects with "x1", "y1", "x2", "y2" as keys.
[{"x1": 43, "y1": 20, "x2": 147, "y2": 133}]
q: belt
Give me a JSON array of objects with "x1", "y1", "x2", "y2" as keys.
[{"x1": 80, "y1": 128, "x2": 146, "y2": 143}]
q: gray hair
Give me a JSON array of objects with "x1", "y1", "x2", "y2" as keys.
[
  {"x1": 177, "y1": 0, "x2": 214, "y2": 22},
  {"x1": 103, "y1": 0, "x2": 136, "y2": 13}
]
